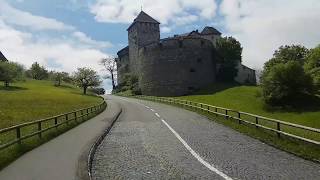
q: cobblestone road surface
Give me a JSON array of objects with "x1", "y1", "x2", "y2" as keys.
[{"x1": 92, "y1": 96, "x2": 320, "y2": 180}]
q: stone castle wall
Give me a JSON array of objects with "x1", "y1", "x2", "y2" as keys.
[{"x1": 136, "y1": 37, "x2": 216, "y2": 96}]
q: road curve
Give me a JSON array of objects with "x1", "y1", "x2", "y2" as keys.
[{"x1": 92, "y1": 96, "x2": 320, "y2": 180}]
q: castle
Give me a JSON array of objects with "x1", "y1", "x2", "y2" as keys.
[{"x1": 116, "y1": 11, "x2": 256, "y2": 96}]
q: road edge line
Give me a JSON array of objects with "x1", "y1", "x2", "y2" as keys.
[{"x1": 86, "y1": 105, "x2": 123, "y2": 180}]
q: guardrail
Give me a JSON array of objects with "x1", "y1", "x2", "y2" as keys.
[
  {"x1": 135, "y1": 95, "x2": 320, "y2": 146},
  {"x1": 0, "y1": 100, "x2": 107, "y2": 151}
]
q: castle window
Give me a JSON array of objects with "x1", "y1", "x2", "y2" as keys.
[
  {"x1": 190, "y1": 68, "x2": 196, "y2": 72},
  {"x1": 179, "y1": 40, "x2": 183, "y2": 48},
  {"x1": 197, "y1": 58, "x2": 202, "y2": 63}
]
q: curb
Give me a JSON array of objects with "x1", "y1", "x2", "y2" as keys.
[{"x1": 87, "y1": 106, "x2": 123, "y2": 180}]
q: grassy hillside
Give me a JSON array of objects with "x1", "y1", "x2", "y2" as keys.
[
  {"x1": 178, "y1": 85, "x2": 320, "y2": 129},
  {"x1": 0, "y1": 79, "x2": 101, "y2": 129}
]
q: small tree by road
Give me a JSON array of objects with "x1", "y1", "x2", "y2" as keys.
[
  {"x1": 0, "y1": 61, "x2": 24, "y2": 87},
  {"x1": 73, "y1": 67, "x2": 102, "y2": 95},
  {"x1": 100, "y1": 57, "x2": 117, "y2": 90}
]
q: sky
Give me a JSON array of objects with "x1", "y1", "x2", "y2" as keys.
[{"x1": 0, "y1": 0, "x2": 319, "y2": 92}]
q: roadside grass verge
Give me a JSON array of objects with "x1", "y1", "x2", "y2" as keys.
[
  {"x1": 0, "y1": 79, "x2": 105, "y2": 169},
  {"x1": 0, "y1": 79, "x2": 101, "y2": 129},
  {"x1": 178, "y1": 85, "x2": 320, "y2": 129}
]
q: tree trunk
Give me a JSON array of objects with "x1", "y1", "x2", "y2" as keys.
[
  {"x1": 4, "y1": 81, "x2": 9, "y2": 87},
  {"x1": 83, "y1": 86, "x2": 87, "y2": 95},
  {"x1": 111, "y1": 72, "x2": 116, "y2": 90}
]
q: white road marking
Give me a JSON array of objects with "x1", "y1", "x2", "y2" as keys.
[
  {"x1": 121, "y1": 98, "x2": 232, "y2": 179},
  {"x1": 161, "y1": 119, "x2": 233, "y2": 180},
  {"x1": 145, "y1": 106, "x2": 150, "y2": 109}
]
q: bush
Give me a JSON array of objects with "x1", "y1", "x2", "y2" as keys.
[
  {"x1": 0, "y1": 61, "x2": 24, "y2": 87},
  {"x1": 261, "y1": 61, "x2": 314, "y2": 105},
  {"x1": 113, "y1": 73, "x2": 141, "y2": 95},
  {"x1": 89, "y1": 87, "x2": 105, "y2": 95},
  {"x1": 304, "y1": 45, "x2": 320, "y2": 90}
]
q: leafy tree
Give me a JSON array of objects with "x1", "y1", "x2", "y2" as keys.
[
  {"x1": 264, "y1": 45, "x2": 309, "y2": 73},
  {"x1": 26, "y1": 62, "x2": 48, "y2": 80},
  {"x1": 261, "y1": 61, "x2": 314, "y2": 105},
  {"x1": 304, "y1": 45, "x2": 320, "y2": 89},
  {"x1": 0, "y1": 61, "x2": 24, "y2": 87},
  {"x1": 100, "y1": 57, "x2": 117, "y2": 90},
  {"x1": 50, "y1": 71, "x2": 71, "y2": 86},
  {"x1": 73, "y1": 67, "x2": 102, "y2": 95},
  {"x1": 216, "y1": 36, "x2": 242, "y2": 82}
]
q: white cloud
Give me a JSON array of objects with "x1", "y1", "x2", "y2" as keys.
[
  {"x1": 72, "y1": 31, "x2": 113, "y2": 49},
  {"x1": 220, "y1": 0, "x2": 320, "y2": 69},
  {"x1": 161, "y1": 26, "x2": 172, "y2": 33},
  {"x1": 90, "y1": 0, "x2": 217, "y2": 25},
  {"x1": 0, "y1": 0, "x2": 74, "y2": 31},
  {"x1": 0, "y1": 1, "x2": 112, "y2": 75}
]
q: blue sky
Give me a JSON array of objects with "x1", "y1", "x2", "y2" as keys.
[{"x1": 1, "y1": 0, "x2": 320, "y2": 92}]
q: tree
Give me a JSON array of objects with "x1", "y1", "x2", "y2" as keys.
[
  {"x1": 0, "y1": 61, "x2": 24, "y2": 87},
  {"x1": 264, "y1": 45, "x2": 309, "y2": 73},
  {"x1": 27, "y1": 62, "x2": 48, "y2": 80},
  {"x1": 50, "y1": 71, "x2": 71, "y2": 86},
  {"x1": 100, "y1": 57, "x2": 117, "y2": 90},
  {"x1": 304, "y1": 45, "x2": 320, "y2": 89},
  {"x1": 260, "y1": 44, "x2": 315, "y2": 106},
  {"x1": 261, "y1": 61, "x2": 313, "y2": 105},
  {"x1": 73, "y1": 67, "x2": 102, "y2": 95},
  {"x1": 216, "y1": 36, "x2": 242, "y2": 82}
]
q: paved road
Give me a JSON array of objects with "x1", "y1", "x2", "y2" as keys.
[
  {"x1": 92, "y1": 96, "x2": 320, "y2": 180},
  {"x1": 0, "y1": 98, "x2": 121, "y2": 180}
]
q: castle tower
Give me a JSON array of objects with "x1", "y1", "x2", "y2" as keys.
[{"x1": 127, "y1": 11, "x2": 160, "y2": 73}]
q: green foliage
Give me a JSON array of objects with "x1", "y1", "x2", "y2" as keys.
[
  {"x1": 304, "y1": 45, "x2": 320, "y2": 89},
  {"x1": 49, "y1": 71, "x2": 72, "y2": 86},
  {"x1": 89, "y1": 87, "x2": 105, "y2": 95},
  {"x1": 216, "y1": 36, "x2": 242, "y2": 82},
  {"x1": 0, "y1": 61, "x2": 24, "y2": 87},
  {"x1": 113, "y1": 73, "x2": 141, "y2": 95},
  {"x1": 26, "y1": 62, "x2": 48, "y2": 80},
  {"x1": 264, "y1": 45, "x2": 309, "y2": 73},
  {"x1": 73, "y1": 67, "x2": 102, "y2": 94},
  {"x1": 261, "y1": 44, "x2": 315, "y2": 106},
  {"x1": 261, "y1": 61, "x2": 314, "y2": 105}
]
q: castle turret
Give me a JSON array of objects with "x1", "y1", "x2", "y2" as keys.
[{"x1": 127, "y1": 11, "x2": 160, "y2": 74}]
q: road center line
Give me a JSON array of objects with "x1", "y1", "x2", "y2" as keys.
[
  {"x1": 155, "y1": 113, "x2": 160, "y2": 118},
  {"x1": 160, "y1": 119, "x2": 233, "y2": 180},
  {"x1": 150, "y1": 109, "x2": 155, "y2": 112}
]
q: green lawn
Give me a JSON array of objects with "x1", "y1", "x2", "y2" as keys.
[
  {"x1": 0, "y1": 79, "x2": 104, "y2": 169},
  {"x1": 0, "y1": 79, "x2": 101, "y2": 129},
  {"x1": 178, "y1": 85, "x2": 320, "y2": 129}
]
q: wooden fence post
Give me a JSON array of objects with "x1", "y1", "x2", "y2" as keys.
[
  {"x1": 238, "y1": 112, "x2": 241, "y2": 124},
  {"x1": 255, "y1": 117, "x2": 259, "y2": 128},
  {"x1": 16, "y1": 127, "x2": 21, "y2": 145},
  {"x1": 38, "y1": 121, "x2": 42, "y2": 138},
  {"x1": 55, "y1": 117, "x2": 58, "y2": 129},
  {"x1": 74, "y1": 112, "x2": 77, "y2": 123},
  {"x1": 277, "y1": 122, "x2": 281, "y2": 137},
  {"x1": 225, "y1": 110, "x2": 228, "y2": 119},
  {"x1": 66, "y1": 114, "x2": 69, "y2": 125}
]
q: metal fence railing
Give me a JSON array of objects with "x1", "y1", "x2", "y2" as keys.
[
  {"x1": 0, "y1": 100, "x2": 107, "y2": 151},
  {"x1": 135, "y1": 95, "x2": 320, "y2": 146}
]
